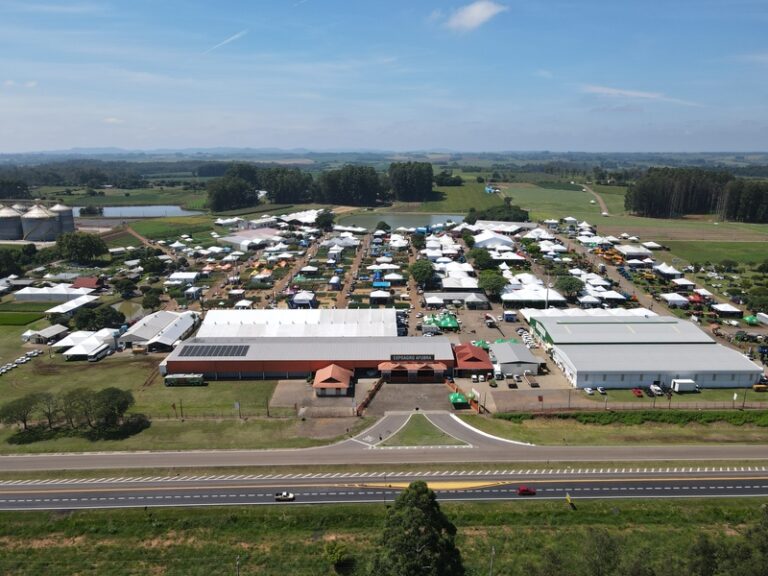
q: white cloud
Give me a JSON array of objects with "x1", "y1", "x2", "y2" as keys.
[
  {"x1": 427, "y1": 9, "x2": 444, "y2": 23},
  {"x1": 3, "y1": 80, "x2": 16, "y2": 87},
  {"x1": 535, "y1": 69, "x2": 553, "y2": 79},
  {"x1": 581, "y1": 84, "x2": 701, "y2": 107},
  {"x1": 24, "y1": 80, "x2": 37, "y2": 88},
  {"x1": 103, "y1": 117, "x2": 124, "y2": 124},
  {"x1": 203, "y1": 29, "x2": 249, "y2": 54},
  {"x1": 445, "y1": 1, "x2": 508, "y2": 32}
]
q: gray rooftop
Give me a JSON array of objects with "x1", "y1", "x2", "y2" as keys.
[
  {"x1": 166, "y1": 336, "x2": 454, "y2": 362},
  {"x1": 489, "y1": 342, "x2": 540, "y2": 365},
  {"x1": 555, "y1": 344, "x2": 761, "y2": 374},
  {"x1": 534, "y1": 315, "x2": 713, "y2": 345}
]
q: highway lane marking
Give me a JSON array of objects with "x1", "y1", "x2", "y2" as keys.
[
  {"x1": 4, "y1": 475, "x2": 768, "y2": 496},
  {"x1": 2, "y1": 466, "x2": 767, "y2": 487}
]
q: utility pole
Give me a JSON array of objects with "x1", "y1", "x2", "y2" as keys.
[{"x1": 489, "y1": 545, "x2": 495, "y2": 576}]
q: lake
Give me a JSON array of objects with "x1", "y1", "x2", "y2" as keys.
[
  {"x1": 73, "y1": 205, "x2": 203, "y2": 218},
  {"x1": 338, "y1": 212, "x2": 464, "y2": 230}
]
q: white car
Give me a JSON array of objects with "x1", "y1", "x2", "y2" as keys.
[
  {"x1": 597, "y1": 386, "x2": 607, "y2": 395},
  {"x1": 584, "y1": 387, "x2": 595, "y2": 395}
]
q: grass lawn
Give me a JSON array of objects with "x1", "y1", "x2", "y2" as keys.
[
  {"x1": 580, "y1": 388, "x2": 761, "y2": 405},
  {"x1": 131, "y1": 216, "x2": 213, "y2": 240},
  {"x1": 501, "y1": 184, "x2": 610, "y2": 221},
  {"x1": 398, "y1": 181, "x2": 507, "y2": 213},
  {"x1": 0, "y1": 417, "x2": 365, "y2": 453},
  {"x1": 101, "y1": 229, "x2": 140, "y2": 249},
  {"x1": 0, "y1": 301, "x2": 54, "y2": 312},
  {"x1": 664, "y1": 240, "x2": 768, "y2": 265},
  {"x1": 381, "y1": 414, "x2": 466, "y2": 446},
  {"x1": 0, "y1": 498, "x2": 763, "y2": 575},
  {"x1": 460, "y1": 414, "x2": 768, "y2": 445},
  {"x1": 0, "y1": 312, "x2": 44, "y2": 325}
]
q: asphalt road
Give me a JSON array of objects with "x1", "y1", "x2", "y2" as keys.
[
  {"x1": 3, "y1": 411, "x2": 768, "y2": 472},
  {"x1": 1, "y1": 468, "x2": 767, "y2": 511}
]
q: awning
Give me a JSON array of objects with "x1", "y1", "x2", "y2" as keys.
[{"x1": 378, "y1": 361, "x2": 448, "y2": 372}]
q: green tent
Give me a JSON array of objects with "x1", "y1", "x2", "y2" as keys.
[
  {"x1": 471, "y1": 340, "x2": 490, "y2": 350},
  {"x1": 449, "y1": 392, "x2": 468, "y2": 404},
  {"x1": 494, "y1": 337, "x2": 519, "y2": 344},
  {"x1": 424, "y1": 314, "x2": 460, "y2": 330},
  {"x1": 745, "y1": 315, "x2": 759, "y2": 326}
]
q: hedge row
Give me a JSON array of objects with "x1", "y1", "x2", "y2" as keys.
[{"x1": 494, "y1": 410, "x2": 768, "y2": 427}]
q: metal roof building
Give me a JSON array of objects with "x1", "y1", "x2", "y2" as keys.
[
  {"x1": 530, "y1": 316, "x2": 714, "y2": 346},
  {"x1": 554, "y1": 343, "x2": 762, "y2": 389},
  {"x1": 119, "y1": 310, "x2": 199, "y2": 351},
  {"x1": 162, "y1": 336, "x2": 454, "y2": 380},
  {"x1": 196, "y1": 308, "x2": 398, "y2": 339}
]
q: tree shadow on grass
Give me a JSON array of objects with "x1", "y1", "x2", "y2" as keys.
[{"x1": 6, "y1": 414, "x2": 151, "y2": 445}]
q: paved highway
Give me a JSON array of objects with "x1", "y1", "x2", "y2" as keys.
[
  {"x1": 1, "y1": 467, "x2": 767, "y2": 511},
  {"x1": 3, "y1": 412, "x2": 768, "y2": 472}
]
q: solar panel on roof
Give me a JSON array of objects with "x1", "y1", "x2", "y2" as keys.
[{"x1": 179, "y1": 344, "x2": 250, "y2": 358}]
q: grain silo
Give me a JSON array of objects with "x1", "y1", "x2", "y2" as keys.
[
  {"x1": 12, "y1": 203, "x2": 27, "y2": 213},
  {"x1": 50, "y1": 203, "x2": 75, "y2": 234},
  {"x1": 0, "y1": 205, "x2": 23, "y2": 240},
  {"x1": 21, "y1": 204, "x2": 59, "y2": 241}
]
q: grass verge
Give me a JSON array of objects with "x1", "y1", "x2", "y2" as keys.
[
  {"x1": 381, "y1": 414, "x2": 466, "y2": 447},
  {"x1": 461, "y1": 414, "x2": 768, "y2": 445},
  {"x1": 0, "y1": 499, "x2": 764, "y2": 575}
]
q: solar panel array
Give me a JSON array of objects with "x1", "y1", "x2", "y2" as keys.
[{"x1": 178, "y1": 344, "x2": 250, "y2": 358}]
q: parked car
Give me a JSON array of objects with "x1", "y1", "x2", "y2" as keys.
[
  {"x1": 631, "y1": 388, "x2": 644, "y2": 398},
  {"x1": 517, "y1": 485, "x2": 537, "y2": 496},
  {"x1": 584, "y1": 387, "x2": 594, "y2": 395},
  {"x1": 597, "y1": 387, "x2": 607, "y2": 395},
  {"x1": 513, "y1": 374, "x2": 523, "y2": 383}
]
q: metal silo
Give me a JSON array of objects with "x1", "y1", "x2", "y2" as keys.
[
  {"x1": 12, "y1": 203, "x2": 27, "y2": 213},
  {"x1": 21, "y1": 204, "x2": 59, "y2": 241},
  {"x1": 51, "y1": 203, "x2": 75, "y2": 234},
  {"x1": 0, "y1": 205, "x2": 22, "y2": 240}
]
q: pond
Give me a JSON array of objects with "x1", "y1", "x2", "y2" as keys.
[
  {"x1": 73, "y1": 205, "x2": 203, "y2": 218},
  {"x1": 338, "y1": 212, "x2": 464, "y2": 230}
]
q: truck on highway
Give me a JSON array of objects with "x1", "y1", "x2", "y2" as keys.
[{"x1": 671, "y1": 379, "x2": 698, "y2": 393}]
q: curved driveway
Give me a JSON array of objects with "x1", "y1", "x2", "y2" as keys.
[{"x1": 2, "y1": 411, "x2": 767, "y2": 472}]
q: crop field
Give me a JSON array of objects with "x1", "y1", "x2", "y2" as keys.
[
  {"x1": 0, "y1": 498, "x2": 764, "y2": 576},
  {"x1": 100, "y1": 229, "x2": 140, "y2": 249}
]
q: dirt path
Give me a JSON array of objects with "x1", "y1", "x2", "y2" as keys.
[{"x1": 583, "y1": 184, "x2": 609, "y2": 215}]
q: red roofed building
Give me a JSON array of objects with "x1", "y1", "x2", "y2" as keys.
[
  {"x1": 72, "y1": 277, "x2": 103, "y2": 290},
  {"x1": 453, "y1": 343, "x2": 493, "y2": 377},
  {"x1": 313, "y1": 364, "x2": 354, "y2": 397}
]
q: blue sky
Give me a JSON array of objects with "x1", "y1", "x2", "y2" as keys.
[{"x1": 0, "y1": 0, "x2": 766, "y2": 152}]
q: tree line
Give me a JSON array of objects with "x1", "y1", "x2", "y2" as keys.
[
  {"x1": 624, "y1": 167, "x2": 768, "y2": 222},
  {"x1": 0, "y1": 387, "x2": 148, "y2": 444},
  {"x1": 207, "y1": 161, "x2": 438, "y2": 211}
]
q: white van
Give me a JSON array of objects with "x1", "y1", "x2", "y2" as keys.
[{"x1": 471, "y1": 374, "x2": 478, "y2": 383}]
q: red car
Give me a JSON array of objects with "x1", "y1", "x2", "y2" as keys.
[
  {"x1": 631, "y1": 388, "x2": 644, "y2": 398},
  {"x1": 517, "y1": 485, "x2": 537, "y2": 496}
]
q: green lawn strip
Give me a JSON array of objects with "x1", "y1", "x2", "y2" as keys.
[
  {"x1": 0, "y1": 417, "x2": 373, "y2": 454},
  {"x1": 580, "y1": 388, "x2": 760, "y2": 405},
  {"x1": 664, "y1": 240, "x2": 768, "y2": 265},
  {"x1": 461, "y1": 414, "x2": 768, "y2": 445},
  {"x1": 0, "y1": 499, "x2": 763, "y2": 576},
  {"x1": 0, "y1": 301, "x2": 56, "y2": 312},
  {"x1": 101, "y1": 230, "x2": 140, "y2": 248},
  {"x1": 381, "y1": 414, "x2": 466, "y2": 446},
  {"x1": 416, "y1": 181, "x2": 507, "y2": 213}
]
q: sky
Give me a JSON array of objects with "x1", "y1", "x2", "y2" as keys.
[{"x1": 0, "y1": 0, "x2": 767, "y2": 153}]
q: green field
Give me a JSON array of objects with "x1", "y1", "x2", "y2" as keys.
[
  {"x1": 36, "y1": 186, "x2": 207, "y2": 210},
  {"x1": 664, "y1": 240, "x2": 768, "y2": 264},
  {"x1": 0, "y1": 301, "x2": 54, "y2": 312},
  {"x1": 0, "y1": 498, "x2": 764, "y2": 575},
  {"x1": 0, "y1": 312, "x2": 44, "y2": 325},
  {"x1": 130, "y1": 216, "x2": 213, "y2": 240},
  {"x1": 395, "y1": 181, "x2": 506, "y2": 213},
  {"x1": 381, "y1": 414, "x2": 466, "y2": 446},
  {"x1": 460, "y1": 414, "x2": 768, "y2": 445}
]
